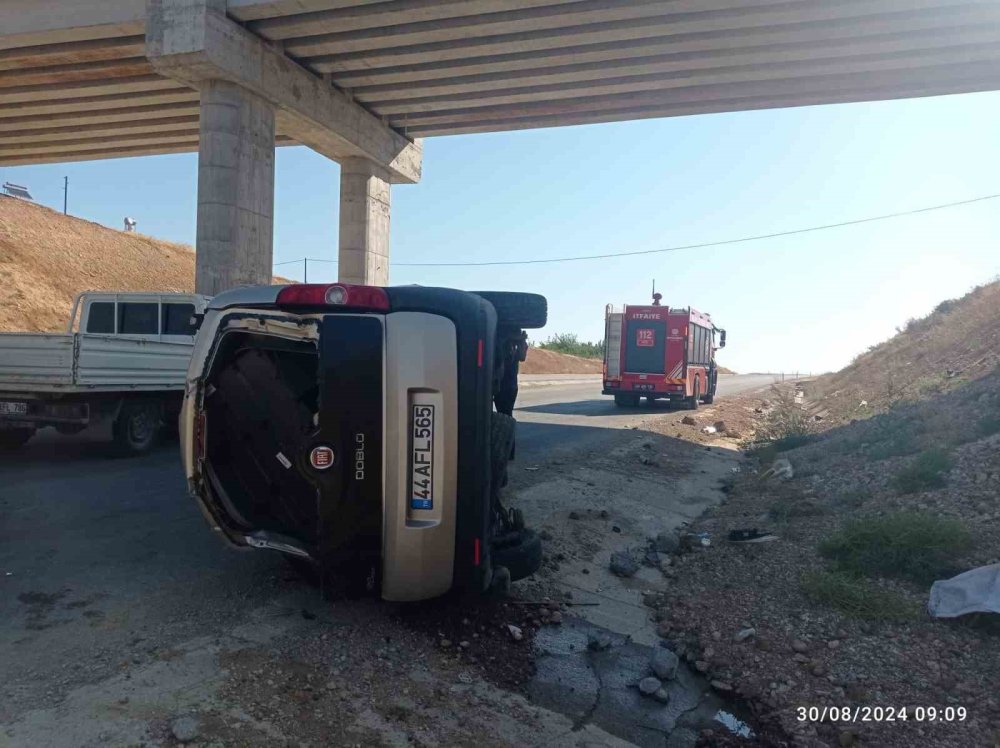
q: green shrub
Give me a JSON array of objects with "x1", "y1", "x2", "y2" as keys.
[
  {"x1": 892, "y1": 448, "x2": 953, "y2": 493},
  {"x1": 819, "y1": 511, "x2": 971, "y2": 583},
  {"x1": 801, "y1": 571, "x2": 916, "y2": 622},
  {"x1": 746, "y1": 387, "x2": 815, "y2": 457},
  {"x1": 537, "y1": 333, "x2": 603, "y2": 359}
]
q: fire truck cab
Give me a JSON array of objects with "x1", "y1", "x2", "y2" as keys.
[{"x1": 603, "y1": 294, "x2": 726, "y2": 409}]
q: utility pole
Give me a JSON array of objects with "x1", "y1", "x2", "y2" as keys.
[
  {"x1": 304, "y1": 258, "x2": 308, "y2": 283},
  {"x1": 63, "y1": 176, "x2": 68, "y2": 214}
]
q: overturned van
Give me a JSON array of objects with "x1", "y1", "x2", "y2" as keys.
[{"x1": 180, "y1": 284, "x2": 546, "y2": 602}]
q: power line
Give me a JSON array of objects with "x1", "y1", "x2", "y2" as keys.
[{"x1": 272, "y1": 192, "x2": 1000, "y2": 270}]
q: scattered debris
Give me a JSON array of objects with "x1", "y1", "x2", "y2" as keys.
[
  {"x1": 681, "y1": 416, "x2": 698, "y2": 426},
  {"x1": 727, "y1": 528, "x2": 779, "y2": 544},
  {"x1": 638, "y1": 676, "x2": 662, "y2": 696},
  {"x1": 760, "y1": 458, "x2": 794, "y2": 480},
  {"x1": 650, "y1": 648, "x2": 679, "y2": 680},
  {"x1": 609, "y1": 550, "x2": 640, "y2": 577},
  {"x1": 734, "y1": 627, "x2": 756, "y2": 642},
  {"x1": 928, "y1": 563, "x2": 1000, "y2": 617},
  {"x1": 701, "y1": 426, "x2": 717, "y2": 434},
  {"x1": 506, "y1": 624, "x2": 523, "y2": 642},
  {"x1": 170, "y1": 716, "x2": 200, "y2": 744}
]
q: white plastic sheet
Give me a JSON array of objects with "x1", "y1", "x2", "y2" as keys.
[{"x1": 928, "y1": 564, "x2": 1000, "y2": 618}]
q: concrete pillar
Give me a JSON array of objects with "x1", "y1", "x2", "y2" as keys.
[
  {"x1": 338, "y1": 157, "x2": 391, "y2": 286},
  {"x1": 195, "y1": 79, "x2": 275, "y2": 295}
]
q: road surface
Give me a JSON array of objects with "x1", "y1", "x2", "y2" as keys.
[
  {"x1": 0, "y1": 373, "x2": 774, "y2": 743},
  {"x1": 513, "y1": 373, "x2": 778, "y2": 459}
]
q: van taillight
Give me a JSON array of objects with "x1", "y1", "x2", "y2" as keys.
[{"x1": 276, "y1": 284, "x2": 390, "y2": 311}]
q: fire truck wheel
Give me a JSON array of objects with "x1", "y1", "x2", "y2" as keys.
[
  {"x1": 614, "y1": 394, "x2": 639, "y2": 407},
  {"x1": 702, "y1": 391, "x2": 715, "y2": 405},
  {"x1": 688, "y1": 378, "x2": 701, "y2": 410},
  {"x1": 473, "y1": 291, "x2": 548, "y2": 329}
]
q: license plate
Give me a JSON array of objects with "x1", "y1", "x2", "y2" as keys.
[
  {"x1": 632, "y1": 383, "x2": 655, "y2": 391},
  {"x1": 0, "y1": 401, "x2": 28, "y2": 416},
  {"x1": 410, "y1": 403, "x2": 435, "y2": 510}
]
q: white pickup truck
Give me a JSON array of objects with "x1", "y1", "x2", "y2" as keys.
[{"x1": 0, "y1": 291, "x2": 209, "y2": 454}]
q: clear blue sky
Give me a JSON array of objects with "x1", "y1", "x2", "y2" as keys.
[{"x1": 5, "y1": 90, "x2": 999, "y2": 373}]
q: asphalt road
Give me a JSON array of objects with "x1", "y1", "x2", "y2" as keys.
[
  {"x1": 512, "y1": 373, "x2": 779, "y2": 459},
  {"x1": 0, "y1": 373, "x2": 775, "y2": 738}
]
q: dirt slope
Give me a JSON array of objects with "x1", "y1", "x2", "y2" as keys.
[
  {"x1": 520, "y1": 347, "x2": 602, "y2": 375},
  {"x1": 814, "y1": 279, "x2": 1000, "y2": 413},
  {"x1": 0, "y1": 196, "x2": 291, "y2": 333}
]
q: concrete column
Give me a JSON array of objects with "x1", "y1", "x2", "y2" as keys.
[
  {"x1": 195, "y1": 79, "x2": 275, "y2": 295},
  {"x1": 338, "y1": 157, "x2": 391, "y2": 286}
]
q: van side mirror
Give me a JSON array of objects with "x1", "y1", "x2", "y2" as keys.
[{"x1": 718, "y1": 330, "x2": 727, "y2": 348}]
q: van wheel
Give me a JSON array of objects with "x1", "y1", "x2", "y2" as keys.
[
  {"x1": 474, "y1": 291, "x2": 548, "y2": 329},
  {"x1": 0, "y1": 428, "x2": 34, "y2": 451},
  {"x1": 491, "y1": 529, "x2": 542, "y2": 582},
  {"x1": 112, "y1": 400, "x2": 160, "y2": 456}
]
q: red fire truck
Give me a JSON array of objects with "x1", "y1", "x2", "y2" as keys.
[{"x1": 603, "y1": 293, "x2": 726, "y2": 408}]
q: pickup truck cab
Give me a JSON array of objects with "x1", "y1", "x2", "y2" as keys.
[
  {"x1": 0, "y1": 291, "x2": 209, "y2": 454},
  {"x1": 180, "y1": 283, "x2": 546, "y2": 602}
]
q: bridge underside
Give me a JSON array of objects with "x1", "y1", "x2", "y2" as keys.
[{"x1": 3, "y1": 1, "x2": 999, "y2": 166}]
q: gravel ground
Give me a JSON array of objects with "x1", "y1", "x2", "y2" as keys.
[{"x1": 643, "y1": 384, "x2": 1000, "y2": 748}]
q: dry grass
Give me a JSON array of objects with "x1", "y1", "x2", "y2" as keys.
[
  {"x1": 0, "y1": 196, "x2": 290, "y2": 332},
  {"x1": 812, "y1": 278, "x2": 1000, "y2": 415}
]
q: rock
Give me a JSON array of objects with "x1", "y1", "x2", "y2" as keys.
[
  {"x1": 654, "y1": 687, "x2": 671, "y2": 703},
  {"x1": 587, "y1": 633, "x2": 612, "y2": 651},
  {"x1": 811, "y1": 663, "x2": 827, "y2": 677},
  {"x1": 170, "y1": 716, "x2": 200, "y2": 744},
  {"x1": 609, "y1": 551, "x2": 639, "y2": 577},
  {"x1": 650, "y1": 649, "x2": 679, "y2": 680},
  {"x1": 506, "y1": 625, "x2": 523, "y2": 642},
  {"x1": 656, "y1": 620, "x2": 672, "y2": 638},
  {"x1": 654, "y1": 531, "x2": 680, "y2": 555},
  {"x1": 710, "y1": 680, "x2": 733, "y2": 692},
  {"x1": 569, "y1": 511, "x2": 581, "y2": 520},
  {"x1": 642, "y1": 591, "x2": 661, "y2": 608},
  {"x1": 612, "y1": 525, "x2": 621, "y2": 533},
  {"x1": 638, "y1": 676, "x2": 662, "y2": 696},
  {"x1": 713, "y1": 421, "x2": 728, "y2": 433},
  {"x1": 642, "y1": 547, "x2": 660, "y2": 567},
  {"x1": 734, "y1": 627, "x2": 756, "y2": 642},
  {"x1": 549, "y1": 611, "x2": 562, "y2": 625},
  {"x1": 694, "y1": 660, "x2": 710, "y2": 673},
  {"x1": 827, "y1": 639, "x2": 841, "y2": 650},
  {"x1": 460, "y1": 640, "x2": 471, "y2": 649},
  {"x1": 791, "y1": 639, "x2": 809, "y2": 653},
  {"x1": 539, "y1": 529, "x2": 553, "y2": 541},
  {"x1": 681, "y1": 416, "x2": 697, "y2": 426},
  {"x1": 599, "y1": 509, "x2": 609, "y2": 518}
]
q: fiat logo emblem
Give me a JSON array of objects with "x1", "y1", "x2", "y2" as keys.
[{"x1": 309, "y1": 445, "x2": 335, "y2": 470}]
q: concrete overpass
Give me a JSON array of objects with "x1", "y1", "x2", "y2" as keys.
[{"x1": 2, "y1": 1, "x2": 999, "y2": 293}]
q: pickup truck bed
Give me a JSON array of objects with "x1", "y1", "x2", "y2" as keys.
[{"x1": 0, "y1": 332, "x2": 192, "y2": 392}]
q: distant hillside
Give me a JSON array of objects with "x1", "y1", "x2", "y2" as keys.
[
  {"x1": 521, "y1": 347, "x2": 602, "y2": 375},
  {"x1": 0, "y1": 196, "x2": 289, "y2": 333},
  {"x1": 814, "y1": 279, "x2": 1000, "y2": 413}
]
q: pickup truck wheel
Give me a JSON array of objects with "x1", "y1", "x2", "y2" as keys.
[
  {"x1": 473, "y1": 291, "x2": 548, "y2": 329},
  {"x1": 491, "y1": 528, "x2": 542, "y2": 582},
  {"x1": 112, "y1": 400, "x2": 160, "y2": 456},
  {"x1": 0, "y1": 428, "x2": 34, "y2": 451}
]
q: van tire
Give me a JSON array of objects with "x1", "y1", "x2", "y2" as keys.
[
  {"x1": 474, "y1": 291, "x2": 548, "y2": 329},
  {"x1": 491, "y1": 528, "x2": 542, "y2": 582},
  {"x1": 0, "y1": 428, "x2": 34, "y2": 451},
  {"x1": 112, "y1": 400, "x2": 160, "y2": 456}
]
